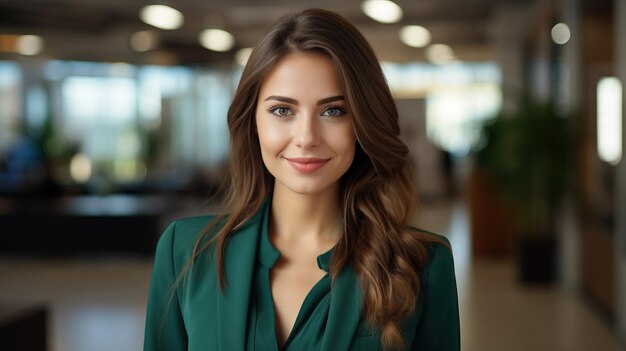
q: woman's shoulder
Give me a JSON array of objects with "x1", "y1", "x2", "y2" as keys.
[
  {"x1": 408, "y1": 227, "x2": 455, "y2": 277},
  {"x1": 155, "y1": 214, "x2": 223, "y2": 264},
  {"x1": 405, "y1": 229, "x2": 460, "y2": 349},
  {"x1": 408, "y1": 227, "x2": 452, "y2": 252},
  {"x1": 168, "y1": 214, "x2": 219, "y2": 236}
]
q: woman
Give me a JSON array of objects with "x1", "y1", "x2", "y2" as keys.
[{"x1": 144, "y1": 8, "x2": 460, "y2": 351}]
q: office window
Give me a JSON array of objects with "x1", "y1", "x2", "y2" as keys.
[
  {"x1": 61, "y1": 74, "x2": 140, "y2": 181},
  {"x1": 0, "y1": 61, "x2": 22, "y2": 156},
  {"x1": 382, "y1": 62, "x2": 502, "y2": 156},
  {"x1": 597, "y1": 77, "x2": 623, "y2": 165}
]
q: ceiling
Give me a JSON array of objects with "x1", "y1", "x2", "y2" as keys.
[{"x1": 0, "y1": 0, "x2": 532, "y2": 66}]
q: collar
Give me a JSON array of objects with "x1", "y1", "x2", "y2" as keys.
[{"x1": 257, "y1": 197, "x2": 335, "y2": 272}]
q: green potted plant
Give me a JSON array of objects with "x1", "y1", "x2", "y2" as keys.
[{"x1": 473, "y1": 95, "x2": 576, "y2": 283}]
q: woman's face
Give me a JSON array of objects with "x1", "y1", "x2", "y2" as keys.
[{"x1": 255, "y1": 52, "x2": 356, "y2": 196}]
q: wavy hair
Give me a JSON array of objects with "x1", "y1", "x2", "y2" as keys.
[{"x1": 186, "y1": 8, "x2": 446, "y2": 350}]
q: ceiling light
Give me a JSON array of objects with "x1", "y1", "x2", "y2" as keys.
[
  {"x1": 139, "y1": 5, "x2": 184, "y2": 30},
  {"x1": 199, "y1": 29, "x2": 235, "y2": 52},
  {"x1": 131, "y1": 30, "x2": 158, "y2": 52},
  {"x1": 400, "y1": 25, "x2": 431, "y2": 48},
  {"x1": 235, "y1": 47, "x2": 252, "y2": 66},
  {"x1": 426, "y1": 44, "x2": 455, "y2": 64},
  {"x1": 551, "y1": 23, "x2": 570, "y2": 45},
  {"x1": 16, "y1": 35, "x2": 43, "y2": 55},
  {"x1": 361, "y1": 0, "x2": 403, "y2": 24}
]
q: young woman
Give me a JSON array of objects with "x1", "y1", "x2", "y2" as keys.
[{"x1": 144, "y1": 8, "x2": 460, "y2": 351}]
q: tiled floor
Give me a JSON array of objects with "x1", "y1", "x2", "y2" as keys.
[{"x1": 1, "y1": 198, "x2": 623, "y2": 351}]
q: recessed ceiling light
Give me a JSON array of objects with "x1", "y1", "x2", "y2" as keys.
[
  {"x1": 130, "y1": 31, "x2": 158, "y2": 52},
  {"x1": 139, "y1": 5, "x2": 184, "y2": 30},
  {"x1": 551, "y1": 23, "x2": 571, "y2": 45},
  {"x1": 426, "y1": 44, "x2": 455, "y2": 64},
  {"x1": 361, "y1": 0, "x2": 403, "y2": 24},
  {"x1": 199, "y1": 29, "x2": 235, "y2": 52},
  {"x1": 400, "y1": 25, "x2": 431, "y2": 48},
  {"x1": 16, "y1": 35, "x2": 43, "y2": 55}
]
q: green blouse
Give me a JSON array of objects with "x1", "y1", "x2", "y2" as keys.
[
  {"x1": 144, "y1": 199, "x2": 460, "y2": 350},
  {"x1": 247, "y1": 202, "x2": 335, "y2": 350}
]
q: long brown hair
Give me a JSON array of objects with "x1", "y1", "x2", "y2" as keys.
[{"x1": 187, "y1": 8, "x2": 446, "y2": 350}]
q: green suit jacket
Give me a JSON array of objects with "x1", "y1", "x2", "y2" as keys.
[{"x1": 144, "y1": 200, "x2": 460, "y2": 350}]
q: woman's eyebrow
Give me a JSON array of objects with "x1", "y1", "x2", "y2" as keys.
[
  {"x1": 263, "y1": 95, "x2": 297, "y2": 104},
  {"x1": 317, "y1": 95, "x2": 344, "y2": 105},
  {"x1": 263, "y1": 95, "x2": 345, "y2": 105}
]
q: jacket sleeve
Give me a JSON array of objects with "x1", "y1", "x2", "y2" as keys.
[
  {"x1": 411, "y1": 238, "x2": 461, "y2": 350},
  {"x1": 144, "y1": 221, "x2": 188, "y2": 351}
]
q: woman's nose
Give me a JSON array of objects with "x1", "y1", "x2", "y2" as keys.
[{"x1": 294, "y1": 114, "x2": 320, "y2": 149}]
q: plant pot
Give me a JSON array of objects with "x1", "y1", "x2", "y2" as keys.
[
  {"x1": 468, "y1": 168, "x2": 516, "y2": 257},
  {"x1": 517, "y1": 234, "x2": 558, "y2": 284}
]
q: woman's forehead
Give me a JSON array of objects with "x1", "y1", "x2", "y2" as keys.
[{"x1": 257, "y1": 52, "x2": 345, "y2": 103}]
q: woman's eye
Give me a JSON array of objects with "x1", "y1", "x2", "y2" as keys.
[
  {"x1": 322, "y1": 107, "x2": 345, "y2": 117},
  {"x1": 268, "y1": 106, "x2": 293, "y2": 117}
]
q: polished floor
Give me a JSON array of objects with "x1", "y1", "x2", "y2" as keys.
[{"x1": 0, "y1": 198, "x2": 623, "y2": 351}]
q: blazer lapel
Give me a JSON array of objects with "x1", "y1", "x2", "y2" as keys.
[
  {"x1": 216, "y1": 200, "x2": 269, "y2": 350},
  {"x1": 321, "y1": 265, "x2": 363, "y2": 351}
]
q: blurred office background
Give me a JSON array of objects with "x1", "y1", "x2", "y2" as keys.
[{"x1": 0, "y1": 0, "x2": 624, "y2": 350}]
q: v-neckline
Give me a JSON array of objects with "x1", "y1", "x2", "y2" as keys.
[
  {"x1": 257, "y1": 203, "x2": 335, "y2": 349},
  {"x1": 270, "y1": 271, "x2": 330, "y2": 349}
]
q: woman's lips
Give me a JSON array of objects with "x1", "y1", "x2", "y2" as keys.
[{"x1": 285, "y1": 157, "x2": 330, "y2": 173}]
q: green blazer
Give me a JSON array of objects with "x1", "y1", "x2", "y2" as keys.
[{"x1": 144, "y1": 201, "x2": 460, "y2": 350}]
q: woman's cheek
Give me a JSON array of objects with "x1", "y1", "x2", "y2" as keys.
[{"x1": 258, "y1": 119, "x2": 290, "y2": 154}]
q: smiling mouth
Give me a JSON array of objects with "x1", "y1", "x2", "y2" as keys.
[{"x1": 284, "y1": 157, "x2": 330, "y2": 173}]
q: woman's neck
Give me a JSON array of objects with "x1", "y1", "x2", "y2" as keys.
[{"x1": 269, "y1": 184, "x2": 341, "y2": 248}]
